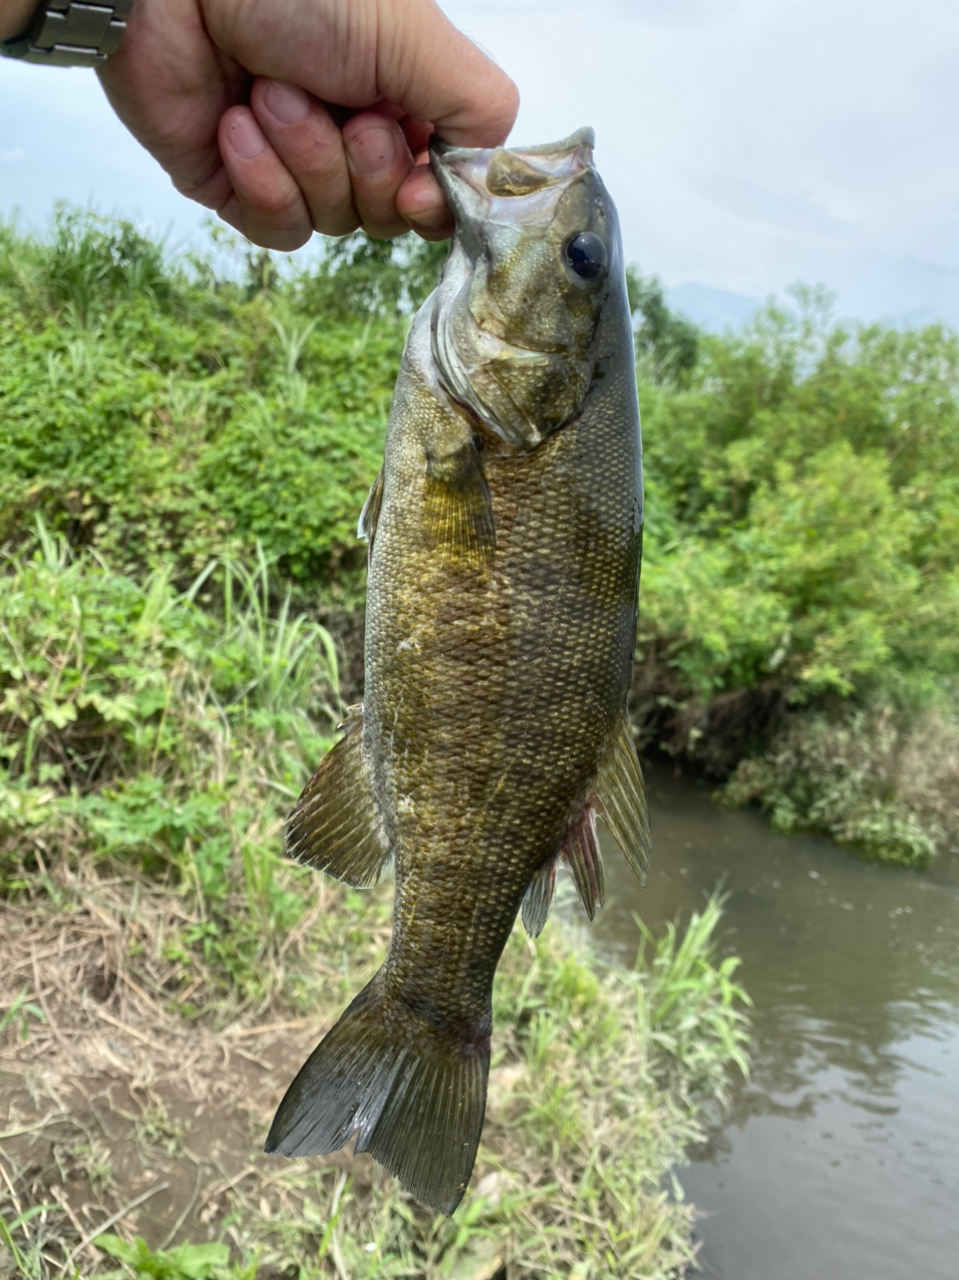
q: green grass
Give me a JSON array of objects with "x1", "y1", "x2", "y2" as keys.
[
  {"x1": 0, "y1": 521, "x2": 749, "y2": 1278},
  {"x1": 4, "y1": 210, "x2": 958, "y2": 860},
  {"x1": 73, "y1": 898, "x2": 747, "y2": 1280},
  {"x1": 0, "y1": 523, "x2": 337, "y2": 1004}
]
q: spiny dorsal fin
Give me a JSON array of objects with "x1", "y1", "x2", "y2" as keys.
[
  {"x1": 594, "y1": 717, "x2": 652, "y2": 883},
  {"x1": 358, "y1": 470, "x2": 384, "y2": 557},
  {"x1": 285, "y1": 706, "x2": 391, "y2": 886},
  {"x1": 424, "y1": 440, "x2": 495, "y2": 572}
]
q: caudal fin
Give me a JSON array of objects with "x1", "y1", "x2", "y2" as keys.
[{"x1": 264, "y1": 975, "x2": 490, "y2": 1216}]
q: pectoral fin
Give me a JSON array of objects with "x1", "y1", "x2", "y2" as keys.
[
  {"x1": 594, "y1": 718, "x2": 652, "y2": 883},
  {"x1": 424, "y1": 440, "x2": 495, "y2": 571},
  {"x1": 284, "y1": 706, "x2": 391, "y2": 887}
]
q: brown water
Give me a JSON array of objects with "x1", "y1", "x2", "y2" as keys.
[{"x1": 590, "y1": 761, "x2": 959, "y2": 1280}]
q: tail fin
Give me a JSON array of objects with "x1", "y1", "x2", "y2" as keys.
[{"x1": 264, "y1": 975, "x2": 490, "y2": 1216}]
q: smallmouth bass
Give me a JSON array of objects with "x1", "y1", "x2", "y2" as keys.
[{"x1": 265, "y1": 129, "x2": 651, "y2": 1215}]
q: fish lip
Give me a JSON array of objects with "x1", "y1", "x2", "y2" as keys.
[
  {"x1": 430, "y1": 126, "x2": 595, "y2": 164},
  {"x1": 430, "y1": 127, "x2": 596, "y2": 206}
]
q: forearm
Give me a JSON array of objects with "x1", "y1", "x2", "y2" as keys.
[{"x1": 1, "y1": 0, "x2": 39, "y2": 41}]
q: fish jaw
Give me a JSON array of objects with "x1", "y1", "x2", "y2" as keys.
[{"x1": 429, "y1": 129, "x2": 624, "y2": 451}]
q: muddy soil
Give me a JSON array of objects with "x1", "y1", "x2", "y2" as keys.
[{"x1": 0, "y1": 884, "x2": 377, "y2": 1275}]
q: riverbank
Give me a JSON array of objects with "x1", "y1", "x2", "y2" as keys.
[
  {"x1": 0, "y1": 534, "x2": 749, "y2": 1279},
  {"x1": 0, "y1": 865, "x2": 747, "y2": 1279}
]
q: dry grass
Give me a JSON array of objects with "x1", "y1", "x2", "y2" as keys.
[
  {"x1": 0, "y1": 856, "x2": 747, "y2": 1280},
  {"x1": 0, "y1": 859, "x2": 339, "y2": 1278}
]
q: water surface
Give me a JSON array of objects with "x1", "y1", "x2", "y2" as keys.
[{"x1": 592, "y1": 762, "x2": 959, "y2": 1280}]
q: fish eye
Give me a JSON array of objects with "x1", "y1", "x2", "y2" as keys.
[{"x1": 565, "y1": 232, "x2": 608, "y2": 282}]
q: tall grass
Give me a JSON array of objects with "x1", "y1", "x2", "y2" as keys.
[{"x1": 0, "y1": 525, "x2": 339, "y2": 1002}]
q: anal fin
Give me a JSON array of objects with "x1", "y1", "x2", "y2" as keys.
[
  {"x1": 521, "y1": 802, "x2": 606, "y2": 938},
  {"x1": 594, "y1": 717, "x2": 652, "y2": 882},
  {"x1": 521, "y1": 856, "x2": 556, "y2": 938},
  {"x1": 285, "y1": 705, "x2": 391, "y2": 887}
]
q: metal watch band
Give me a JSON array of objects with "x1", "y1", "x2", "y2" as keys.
[{"x1": 0, "y1": 0, "x2": 135, "y2": 67}]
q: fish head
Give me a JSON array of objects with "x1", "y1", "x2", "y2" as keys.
[{"x1": 430, "y1": 128, "x2": 622, "y2": 451}]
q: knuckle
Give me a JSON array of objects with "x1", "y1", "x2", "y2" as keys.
[
  {"x1": 362, "y1": 218, "x2": 408, "y2": 242},
  {"x1": 314, "y1": 209, "x2": 361, "y2": 238}
]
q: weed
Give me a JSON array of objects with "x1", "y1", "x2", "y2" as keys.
[
  {"x1": 0, "y1": 988, "x2": 46, "y2": 1041},
  {"x1": 95, "y1": 1234, "x2": 229, "y2": 1279},
  {"x1": 0, "y1": 527, "x2": 338, "y2": 1004},
  {"x1": 723, "y1": 702, "x2": 959, "y2": 864}
]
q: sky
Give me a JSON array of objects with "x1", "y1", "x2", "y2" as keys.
[{"x1": 1, "y1": 0, "x2": 958, "y2": 329}]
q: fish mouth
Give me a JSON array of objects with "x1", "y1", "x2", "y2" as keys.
[{"x1": 431, "y1": 128, "x2": 595, "y2": 217}]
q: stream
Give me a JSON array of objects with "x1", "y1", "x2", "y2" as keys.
[{"x1": 592, "y1": 760, "x2": 959, "y2": 1280}]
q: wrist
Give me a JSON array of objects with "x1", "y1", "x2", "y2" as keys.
[
  {"x1": 1, "y1": 0, "x2": 135, "y2": 64},
  {"x1": 0, "y1": 0, "x2": 38, "y2": 40}
]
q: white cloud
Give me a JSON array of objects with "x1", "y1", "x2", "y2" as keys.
[{"x1": 0, "y1": 0, "x2": 957, "y2": 325}]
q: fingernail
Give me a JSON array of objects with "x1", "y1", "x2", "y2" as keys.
[
  {"x1": 228, "y1": 113, "x2": 265, "y2": 160},
  {"x1": 406, "y1": 204, "x2": 450, "y2": 232},
  {"x1": 265, "y1": 80, "x2": 310, "y2": 126},
  {"x1": 347, "y1": 126, "x2": 397, "y2": 178}
]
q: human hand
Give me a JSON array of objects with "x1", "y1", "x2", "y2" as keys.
[
  {"x1": 0, "y1": 0, "x2": 37, "y2": 40},
  {"x1": 95, "y1": 0, "x2": 519, "y2": 249}
]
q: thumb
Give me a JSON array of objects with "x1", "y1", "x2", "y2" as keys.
[{"x1": 373, "y1": 0, "x2": 519, "y2": 146}]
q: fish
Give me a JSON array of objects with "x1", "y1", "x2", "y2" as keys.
[{"x1": 264, "y1": 128, "x2": 651, "y2": 1216}]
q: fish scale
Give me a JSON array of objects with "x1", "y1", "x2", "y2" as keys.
[{"x1": 266, "y1": 128, "x2": 652, "y2": 1215}]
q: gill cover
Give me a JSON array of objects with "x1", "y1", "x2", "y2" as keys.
[{"x1": 430, "y1": 128, "x2": 623, "y2": 450}]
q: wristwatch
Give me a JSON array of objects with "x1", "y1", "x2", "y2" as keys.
[{"x1": 0, "y1": 0, "x2": 135, "y2": 66}]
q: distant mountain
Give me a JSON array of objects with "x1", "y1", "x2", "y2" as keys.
[
  {"x1": 664, "y1": 277, "x2": 959, "y2": 335},
  {"x1": 664, "y1": 282, "x2": 759, "y2": 333}
]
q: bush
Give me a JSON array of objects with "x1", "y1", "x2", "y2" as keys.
[
  {"x1": 634, "y1": 288, "x2": 959, "y2": 857},
  {"x1": 638, "y1": 291, "x2": 959, "y2": 707},
  {"x1": 0, "y1": 213, "x2": 430, "y2": 595},
  {"x1": 723, "y1": 702, "x2": 959, "y2": 865},
  {"x1": 3, "y1": 210, "x2": 958, "y2": 861}
]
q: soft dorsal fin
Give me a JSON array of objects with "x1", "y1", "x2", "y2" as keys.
[
  {"x1": 594, "y1": 717, "x2": 652, "y2": 883},
  {"x1": 285, "y1": 706, "x2": 391, "y2": 886}
]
